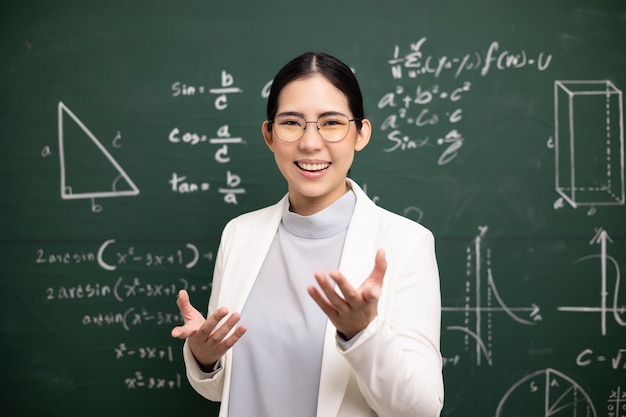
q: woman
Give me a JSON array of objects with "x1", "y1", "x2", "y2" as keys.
[{"x1": 171, "y1": 52, "x2": 444, "y2": 417}]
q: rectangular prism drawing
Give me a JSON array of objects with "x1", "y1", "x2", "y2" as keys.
[{"x1": 554, "y1": 80, "x2": 625, "y2": 208}]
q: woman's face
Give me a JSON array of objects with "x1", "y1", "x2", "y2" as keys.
[{"x1": 262, "y1": 74, "x2": 371, "y2": 215}]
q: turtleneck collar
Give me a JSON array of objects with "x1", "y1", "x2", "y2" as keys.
[{"x1": 281, "y1": 189, "x2": 356, "y2": 239}]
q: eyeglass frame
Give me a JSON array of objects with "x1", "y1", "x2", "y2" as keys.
[{"x1": 267, "y1": 111, "x2": 362, "y2": 143}]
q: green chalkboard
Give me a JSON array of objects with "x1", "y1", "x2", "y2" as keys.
[{"x1": 1, "y1": 0, "x2": 625, "y2": 416}]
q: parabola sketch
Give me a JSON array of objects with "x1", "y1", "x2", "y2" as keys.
[{"x1": 58, "y1": 102, "x2": 139, "y2": 209}]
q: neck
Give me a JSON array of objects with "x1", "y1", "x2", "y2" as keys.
[{"x1": 288, "y1": 182, "x2": 351, "y2": 216}]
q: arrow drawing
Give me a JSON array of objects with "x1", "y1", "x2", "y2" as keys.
[{"x1": 557, "y1": 228, "x2": 626, "y2": 335}]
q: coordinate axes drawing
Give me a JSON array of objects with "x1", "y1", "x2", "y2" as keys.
[
  {"x1": 442, "y1": 226, "x2": 542, "y2": 366},
  {"x1": 554, "y1": 80, "x2": 625, "y2": 210},
  {"x1": 58, "y1": 102, "x2": 139, "y2": 211},
  {"x1": 557, "y1": 228, "x2": 626, "y2": 336}
]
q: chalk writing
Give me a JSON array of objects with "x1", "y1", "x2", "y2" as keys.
[
  {"x1": 169, "y1": 68, "x2": 248, "y2": 203},
  {"x1": 379, "y1": 38, "x2": 553, "y2": 165},
  {"x1": 219, "y1": 170, "x2": 245, "y2": 204},
  {"x1": 377, "y1": 81, "x2": 468, "y2": 164},
  {"x1": 442, "y1": 354, "x2": 461, "y2": 367},
  {"x1": 169, "y1": 124, "x2": 245, "y2": 164},
  {"x1": 57, "y1": 102, "x2": 140, "y2": 212},
  {"x1": 495, "y1": 368, "x2": 597, "y2": 417},
  {"x1": 576, "y1": 348, "x2": 626, "y2": 370},
  {"x1": 554, "y1": 80, "x2": 625, "y2": 212},
  {"x1": 124, "y1": 371, "x2": 182, "y2": 390},
  {"x1": 115, "y1": 343, "x2": 175, "y2": 362},
  {"x1": 169, "y1": 172, "x2": 210, "y2": 193},
  {"x1": 36, "y1": 240, "x2": 214, "y2": 271},
  {"x1": 36, "y1": 248, "x2": 96, "y2": 265},
  {"x1": 443, "y1": 226, "x2": 541, "y2": 366},
  {"x1": 82, "y1": 307, "x2": 180, "y2": 331},
  {"x1": 169, "y1": 170, "x2": 246, "y2": 203},
  {"x1": 557, "y1": 228, "x2": 626, "y2": 335},
  {"x1": 608, "y1": 387, "x2": 626, "y2": 417},
  {"x1": 46, "y1": 277, "x2": 209, "y2": 302},
  {"x1": 171, "y1": 70, "x2": 242, "y2": 110},
  {"x1": 388, "y1": 37, "x2": 552, "y2": 79},
  {"x1": 100, "y1": 239, "x2": 211, "y2": 271}
]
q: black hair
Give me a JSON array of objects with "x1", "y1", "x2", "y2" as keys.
[{"x1": 266, "y1": 52, "x2": 364, "y2": 130}]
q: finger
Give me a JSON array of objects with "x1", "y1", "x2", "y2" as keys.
[
  {"x1": 360, "y1": 248, "x2": 387, "y2": 291},
  {"x1": 314, "y1": 271, "x2": 350, "y2": 308},
  {"x1": 371, "y1": 248, "x2": 387, "y2": 283},
  {"x1": 170, "y1": 325, "x2": 185, "y2": 338},
  {"x1": 307, "y1": 285, "x2": 339, "y2": 317},
  {"x1": 203, "y1": 311, "x2": 243, "y2": 342},
  {"x1": 171, "y1": 308, "x2": 206, "y2": 339},
  {"x1": 362, "y1": 281, "x2": 382, "y2": 303},
  {"x1": 194, "y1": 307, "x2": 229, "y2": 336},
  {"x1": 175, "y1": 289, "x2": 190, "y2": 309},
  {"x1": 176, "y1": 289, "x2": 204, "y2": 321},
  {"x1": 171, "y1": 323, "x2": 198, "y2": 339},
  {"x1": 220, "y1": 323, "x2": 248, "y2": 349},
  {"x1": 327, "y1": 270, "x2": 361, "y2": 305},
  {"x1": 171, "y1": 290, "x2": 202, "y2": 339},
  {"x1": 359, "y1": 250, "x2": 386, "y2": 302}
]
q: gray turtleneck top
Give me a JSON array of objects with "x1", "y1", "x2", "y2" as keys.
[{"x1": 227, "y1": 189, "x2": 356, "y2": 417}]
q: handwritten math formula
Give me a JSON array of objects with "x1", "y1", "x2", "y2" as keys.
[
  {"x1": 35, "y1": 239, "x2": 214, "y2": 271},
  {"x1": 169, "y1": 70, "x2": 247, "y2": 204},
  {"x1": 377, "y1": 38, "x2": 553, "y2": 165},
  {"x1": 36, "y1": 239, "x2": 215, "y2": 389}
]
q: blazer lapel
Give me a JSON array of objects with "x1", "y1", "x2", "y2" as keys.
[
  {"x1": 218, "y1": 196, "x2": 288, "y2": 313},
  {"x1": 316, "y1": 180, "x2": 378, "y2": 417},
  {"x1": 217, "y1": 197, "x2": 288, "y2": 417}
]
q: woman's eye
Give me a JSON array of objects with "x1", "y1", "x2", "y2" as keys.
[
  {"x1": 321, "y1": 118, "x2": 344, "y2": 127},
  {"x1": 280, "y1": 119, "x2": 302, "y2": 127}
]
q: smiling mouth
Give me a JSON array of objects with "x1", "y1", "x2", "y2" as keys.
[{"x1": 296, "y1": 162, "x2": 331, "y2": 172}]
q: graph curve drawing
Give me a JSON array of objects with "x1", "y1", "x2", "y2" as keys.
[
  {"x1": 443, "y1": 226, "x2": 542, "y2": 366},
  {"x1": 557, "y1": 228, "x2": 626, "y2": 335},
  {"x1": 58, "y1": 101, "x2": 139, "y2": 209},
  {"x1": 495, "y1": 368, "x2": 597, "y2": 417}
]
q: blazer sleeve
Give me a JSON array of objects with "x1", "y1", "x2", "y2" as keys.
[
  {"x1": 181, "y1": 220, "x2": 233, "y2": 402},
  {"x1": 180, "y1": 201, "x2": 285, "y2": 405},
  {"x1": 338, "y1": 221, "x2": 444, "y2": 417}
]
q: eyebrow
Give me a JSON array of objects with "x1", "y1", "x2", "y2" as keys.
[{"x1": 275, "y1": 110, "x2": 349, "y2": 119}]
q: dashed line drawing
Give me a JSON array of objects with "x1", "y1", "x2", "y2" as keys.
[
  {"x1": 557, "y1": 228, "x2": 626, "y2": 336},
  {"x1": 58, "y1": 102, "x2": 139, "y2": 211},
  {"x1": 554, "y1": 80, "x2": 625, "y2": 210},
  {"x1": 442, "y1": 226, "x2": 542, "y2": 366},
  {"x1": 495, "y1": 368, "x2": 597, "y2": 417}
]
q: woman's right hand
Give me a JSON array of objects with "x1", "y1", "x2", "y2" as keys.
[{"x1": 171, "y1": 289, "x2": 247, "y2": 371}]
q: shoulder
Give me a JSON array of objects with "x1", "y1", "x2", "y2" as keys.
[
  {"x1": 221, "y1": 195, "x2": 288, "y2": 234},
  {"x1": 350, "y1": 179, "x2": 434, "y2": 243},
  {"x1": 374, "y1": 204, "x2": 435, "y2": 245},
  {"x1": 376, "y1": 204, "x2": 432, "y2": 233}
]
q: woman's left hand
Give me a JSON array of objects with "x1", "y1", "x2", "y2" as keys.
[{"x1": 307, "y1": 248, "x2": 387, "y2": 340}]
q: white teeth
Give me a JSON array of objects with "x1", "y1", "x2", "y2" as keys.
[{"x1": 297, "y1": 162, "x2": 330, "y2": 172}]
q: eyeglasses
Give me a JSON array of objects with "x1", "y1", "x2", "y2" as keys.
[{"x1": 269, "y1": 112, "x2": 361, "y2": 143}]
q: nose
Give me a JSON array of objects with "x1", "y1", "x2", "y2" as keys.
[{"x1": 299, "y1": 121, "x2": 324, "y2": 149}]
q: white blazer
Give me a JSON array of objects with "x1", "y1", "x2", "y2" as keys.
[{"x1": 183, "y1": 179, "x2": 444, "y2": 417}]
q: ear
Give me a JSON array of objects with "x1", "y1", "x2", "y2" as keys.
[
  {"x1": 262, "y1": 120, "x2": 274, "y2": 151},
  {"x1": 354, "y1": 118, "x2": 371, "y2": 152}
]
